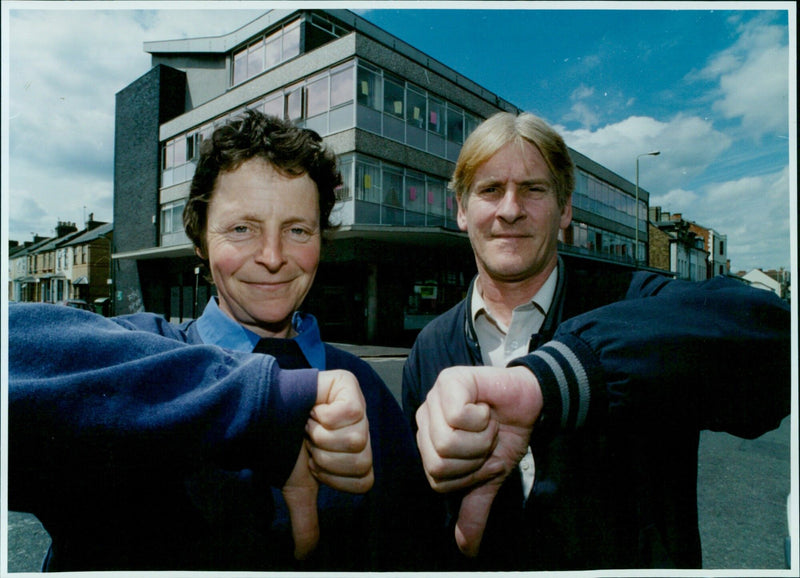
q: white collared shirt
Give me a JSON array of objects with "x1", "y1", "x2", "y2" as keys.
[{"x1": 470, "y1": 267, "x2": 559, "y2": 502}]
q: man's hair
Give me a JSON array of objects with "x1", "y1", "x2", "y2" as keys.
[
  {"x1": 450, "y1": 112, "x2": 574, "y2": 208},
  {"x1": 184, "y1": 109, "x2": 341, "y2": 257}
]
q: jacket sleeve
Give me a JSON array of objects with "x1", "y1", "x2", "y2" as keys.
[
  {"x1": 510, "y1": 273, "x2": 791, "y2": 439},
  {"x1": 8, "y1": 303, "x2": 318, "y2": 512},
  {"x1": 401, "y1": 343, "x2": 426, "y2": 431}
]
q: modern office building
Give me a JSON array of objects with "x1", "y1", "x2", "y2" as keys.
[{"x1": 113, "y1": 8, "x2": 651, "y2": 345}]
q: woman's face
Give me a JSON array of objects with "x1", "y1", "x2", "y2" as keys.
[{"x1": 202, "y1": 157, "x2": 321, "y2": 338}]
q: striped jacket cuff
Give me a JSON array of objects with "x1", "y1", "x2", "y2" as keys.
[{"x1": 509, "y1": 334, "x2": 605, "y2": 432}]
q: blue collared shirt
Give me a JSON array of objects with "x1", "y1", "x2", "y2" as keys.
[{"x1": 194, "y1": 297, "x2": 327, "y2": 370}]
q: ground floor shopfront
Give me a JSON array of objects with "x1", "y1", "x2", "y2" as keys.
[{"x1": 117, "y1": 228, "x2": 640, "y2": 347}]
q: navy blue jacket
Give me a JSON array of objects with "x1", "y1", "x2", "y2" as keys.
[
  {"x1": 9, "y1": 303, "x2": 432, "y2": 572},
  {"x1": 403, "y1": 266, "x2": 790, "y2": 570}
]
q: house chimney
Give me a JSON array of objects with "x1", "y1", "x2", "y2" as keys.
[
  {"x1": 55, "y1": 221, "x2": 78, "y2": 237},
  {"x1": 85, "y1": 212, "x2": 106, "y2": 231}
]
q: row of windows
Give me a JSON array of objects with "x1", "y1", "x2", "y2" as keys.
[
  {"x1": 159, "y1": 152, "x2": 458, "y2": 248},
  {"x1": 232, "y1": 19, "x2": 301, "y2": 87},
  {"x1": 565, "y1": 221, "x2": 641, "y2": 263},
  {"x1": 337, "y1": 153, "x2": 458, "y2": 228},
  {"x1": 28, "y1": 245, "x2": 90, "y2": 274},
  {"x1": 355, "y1": 60, "x2": 480, "y2": 162},
  {"x1": 162, "y1": 132, "x2": 198, "y2": 170},
  {"x1": 573, "y1": 170, "x2": 645, "y2": 232},
  {"x1": 161, "y1": 58, "x2": 483, "y2": 189},
  {"x1": 56, "y1": 246, "x2": 89, "y2": 269},
  {"x1": 676, "y1": 253, "x2": 707, "y2": 281}
]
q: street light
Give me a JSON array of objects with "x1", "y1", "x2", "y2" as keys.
[{"x1": 635, "y1": 151, "x2": 660, "y2": 267}]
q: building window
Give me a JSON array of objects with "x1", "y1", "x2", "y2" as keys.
[
  {"x1": 160, "y1": 200, "x2": 186, "y2": 236},
  {"x1": 233, "y1": 48, "x2": 248, "y2": 86},
  {"x1": 309, "y1": 12, "x2": 348, "y2": 39},
  {"x1": 283, "y1": 20, "x2": 301, "y2": 60},
  {"x1": 232, "y1": 19, "x2": 301, "y2": 87},
  {"x1": 382, "y1": 167, "x2": 404, "y2": 224},
  {"x1": 406, "y1": 86, "x2": 426, "y2": 129},
  {"x1": 563, "y1": 220, "x2": 637, "y2": 264},
  {"x1": 445, "y1": 104, "x2": 464, "y2": 162},
  {"x1": 427, "y1": 97, "x2": 445, "y2": 136},
  {"x1": 405, "y1": 171, "x2": 427, "y2": 226},
  {"x1": 383, "y1": 76, "x2": 405, "y2": 119},
  {"x1": 356, "y1": 160, "x2": 381, "y2": 205},
  {"x1": 427, "y1": 179, "x2": 446, "y2": 218},
  {"x1": 162, "y1": 134, "x2": 198, "y2": 188},
  {"x1": 337, "y1": 157, "x2": 353, "y2": 201},
  {"x1": 573, "y1": 169, "x2": 641, "y2": 232},
  {"x1": 357, "y1": 63, "x2": 381, "y2": 111},
  {"x1": 248, "y1": 38, "x2": 265, "y2": 78},
  {"x1": 262, "y1": 94, "x2": 283, "y2": 118},
  {"x1": 427, "y1": 96, "x2": 446, "y2": 157},
  {"x1": 265, "y1": 29, "x2": 282, "y2": 69},
  {"x1": 446, "y1": 104, "x2": 464, "y2": 144},
  {"x1": 349, "y1": 155, "x2": 454, "y2": 228},
  {"x1": 286, "y1": 84, "x2": 304, "y2": 122},
  {"x1": 330, "y1": 63, "x2": 354, "y2": 108},
  {"x1": 305, "y1": 74, "x2": 329, "y2": 118}
]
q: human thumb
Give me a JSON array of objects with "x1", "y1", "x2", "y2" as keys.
[
  {"x1": 454, "y1": 478, "x2": 503, "y2": 557},
  {"x1": 282, "y1": 441, "x2": 320, "y2": 560}
]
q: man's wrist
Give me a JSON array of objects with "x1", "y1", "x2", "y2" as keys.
[
  {"x1": 509, "y1": 334, "x2": 604, "y2": 432},
  {"x1": 507, "y1": 365, "x2": 544, "y2": 427}
]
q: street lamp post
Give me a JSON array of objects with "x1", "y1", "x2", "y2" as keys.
[{"x1": 635, "y1": 151, "x2": 660, "y2": 267}]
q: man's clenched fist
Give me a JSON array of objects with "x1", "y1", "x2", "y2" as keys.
[{"x1": 415, "y1": 365, "x2": 542, "y2": 557}]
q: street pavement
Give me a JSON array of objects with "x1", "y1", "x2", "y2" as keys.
[{"x1": 6, "y1": 346, "x2": 793, "y2": 572}]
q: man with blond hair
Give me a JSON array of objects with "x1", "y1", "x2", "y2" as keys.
[{"x1": 403, "y1": 111, "x2": 790, "y2": 570}]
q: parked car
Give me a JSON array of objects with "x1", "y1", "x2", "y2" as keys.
[{"x1": 56, "y1": 299, "x2": 92, "y2": 311}]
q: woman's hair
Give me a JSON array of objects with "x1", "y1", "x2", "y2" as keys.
[
  {"x1": 184, "y1": 109, "x2": 341, "y2": 257},
  {"x1": 450, "y1": 111, "x2": 574, "y2": 208}
]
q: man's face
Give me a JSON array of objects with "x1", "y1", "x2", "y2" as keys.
[
  {"x1": 457, "y1": 139, "x2": 572, "y2": 285},
  {"x1": 202, "y1": 157, "x2": 321, "y2": 338}
]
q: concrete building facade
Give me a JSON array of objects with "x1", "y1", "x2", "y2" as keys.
[{"x1": 113, "y1": 8, "x2": 652, "y2": 345}]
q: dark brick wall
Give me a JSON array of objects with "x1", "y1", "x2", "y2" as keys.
[{"x1": 113, "y1": 65, "x2": 186, "y2": 314}]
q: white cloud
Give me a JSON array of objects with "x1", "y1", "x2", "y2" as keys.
[
  {"x1": 650, "y1": 188, "x2": 698, "y2": 210},
  {"x1": 559, "y1": 109, "x2": 789, "y2": 269},
  {"x1": 5, "y1": 7, "x2": 264, "y2": 242},
  {"x1": 558, "y1": 114, "x2": 732, "y2": 192},
  {"x1": 563, "y1": 102, "x2": 599, "y2": 130},
  {"x1": 690, "y1": 14, "x2": 789, "y2": 139},
  {"x1": 570, "y1": 84, "x2": 594, "y2": 101},
  {"x1": 562, "y1": 84, "x2": 599, "y2": 128},
  {"x1": 653, "y1": 167, "x2": 790, "y2": 270}
]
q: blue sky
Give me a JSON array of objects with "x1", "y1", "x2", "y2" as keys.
[{"x1": 2, "y1": 2, "x2": 795, "y2": 272}]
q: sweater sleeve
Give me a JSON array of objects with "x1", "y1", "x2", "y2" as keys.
[
  {"x1": 510, "y1": 273, "x2": 791, "y2": 439},
  {"x1": 8, "y1": 303, "x2": 318, "y2": 511}
]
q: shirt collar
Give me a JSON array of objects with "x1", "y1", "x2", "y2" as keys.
[
  {"x1": 195, "y1": 297, "x2": 326, "y2": 370},
  {"x1": 470, "y1": 265, "x2": 559, "y2": 326}
]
